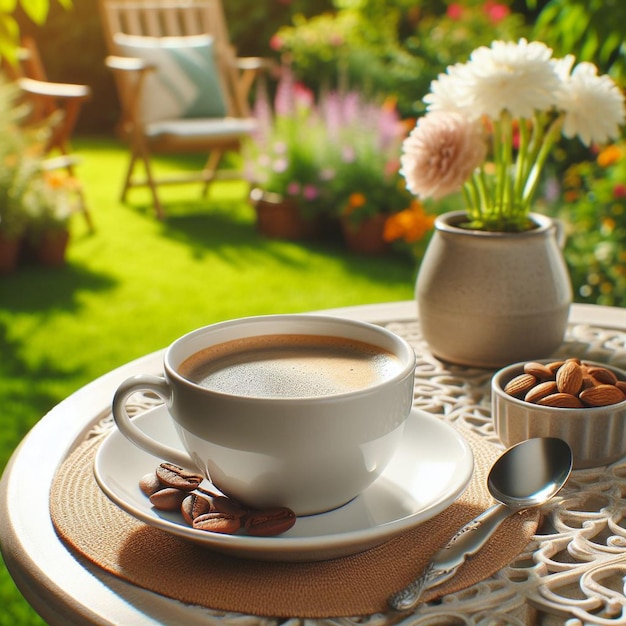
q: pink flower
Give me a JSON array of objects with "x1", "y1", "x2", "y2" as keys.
[
  {"x1": 484, "y1": 1, "x2": 510, "y2": 23},
  {"x1": 294, "y1": 83, "x2": 314, "y2": 110},
  {"x1": 341, "y1": 145, "x2": 356, "y2": 163},
  {"x1": 447, "y1": 3, "x2": 464, "y2": 20},
  {"x1": 272, "y1": 158, "x2": 288, "y2": 174},
  {"x1": 614, "y1": 183, "x2": 626, "y2": 199},
  {"x1": 286, "y1": 182, "x2": 300, "y2": 196},
  {"x1": 303, "y1": 185, "x2": 319, "y2": 200},
  {"x1": 400, "y1": 111, "x2": 487, "y2": 200},
  {"x1": 269, "y1": 35, "x2": 283, "y2": 51},
  {"x1": 329, "y1": 33, "x2": 344, "y2": 47}
]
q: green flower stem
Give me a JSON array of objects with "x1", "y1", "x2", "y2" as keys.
[
  {"x1": 502, "y1": 112, "x2": 514, "y2": 219},
  {"x1": 475, "y1": 169, "x2": 489, "y2": 216},
  {"x1": 492, "y1": 112, "x2": 514, "y2": 227},
  {"x1": 462, "y1": 182, "x2": 477, "y2": 220},
  {"x1": 522, "y1": 115, "x2": 564, "y2": 210},
  {"x1": 513, "y1": 118, "x2": 531, "y2": 216},
  {"x1": 492, "y1": 118, "x2": 505, "y2": 222}
]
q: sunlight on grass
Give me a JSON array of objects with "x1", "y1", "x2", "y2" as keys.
[{"x1": 0, "y1": 136, "x2": 416, "y2": 624}]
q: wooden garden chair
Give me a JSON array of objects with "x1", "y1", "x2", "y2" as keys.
[
  {"x1": 5, "y1": 36, "x2": 94, "y2": 231},
  {"x1": 97, "y1": 0, "x2": 270, "y2": 219}
]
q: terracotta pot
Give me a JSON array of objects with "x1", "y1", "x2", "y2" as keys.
[
  {"x1": 415, "y1": 211, "x2": 572, "y2": 368},
  {"x1": 251, "y1": 190, "x2": 319, "y2": 240},
  {"x1": 0, "y1": 233, "x2": 22, "y2": 275},
  {"x1": 35, "y1": 229, "x2": 70, "y2": 267},
  {"x1": 341, "y1": 213, "x2": 390, "y2": 255}
]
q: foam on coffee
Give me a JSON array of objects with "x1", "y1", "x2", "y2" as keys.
[{"x1": 179, "y1": 334, "x2": 402, "y2": 398}]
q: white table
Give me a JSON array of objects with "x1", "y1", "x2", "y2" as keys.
[{"x1": 2, "y1": 301, "x2": 626, "y2": 625}]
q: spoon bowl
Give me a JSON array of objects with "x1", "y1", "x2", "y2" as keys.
[
  {"x1": 389, "y1": 436, "x2": 572, "y2": 611},
  {"x1": 488, "y1": 437, "x2": 573, "y2": 510}
]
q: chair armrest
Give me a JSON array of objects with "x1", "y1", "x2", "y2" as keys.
[
  {"x1": 235, "y1": 56, "x2": 275, "y2": 72},
  {"x1": 105, "y1": 55, "x2": 155, "y2": 73},
  {"x1": 18, "y1": 77, "x2": 91, "y2": 101}
]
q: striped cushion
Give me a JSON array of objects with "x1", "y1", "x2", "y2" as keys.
[{"x1": 114, "y1": 33, "x2": 227, "y2": 124}]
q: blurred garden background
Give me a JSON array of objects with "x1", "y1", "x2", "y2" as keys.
[{"x1": 1, "y1": 0, "x2": 625, "y2": 623}]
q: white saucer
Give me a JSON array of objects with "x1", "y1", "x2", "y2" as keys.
[{"x1": 94, "y1": 406, "x2": 473, "y2": 561}]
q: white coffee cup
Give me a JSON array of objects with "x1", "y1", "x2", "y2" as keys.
[{"x1": 112, "y1": 314, "x2": 416, "y2": 516}]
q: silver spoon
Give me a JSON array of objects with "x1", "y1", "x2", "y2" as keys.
[{"x1": 388, "y1": 437, "x2": 572, "y2": 612}]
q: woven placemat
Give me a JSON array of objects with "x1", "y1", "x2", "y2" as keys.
[{"x1": 50, "y1": 427, "x2": 538, "y2": 619}]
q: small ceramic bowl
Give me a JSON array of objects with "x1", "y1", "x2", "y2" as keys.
[{"x1": 492, "y1": 359, "x2": 626, "y2": 469}]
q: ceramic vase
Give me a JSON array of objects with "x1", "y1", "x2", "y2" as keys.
[
  {"x1": 415, "y1": 211, "x2": 572, "y2": 368},
  {"x1": 250, "y1": 189, "x2": 319, "y2": 240}
]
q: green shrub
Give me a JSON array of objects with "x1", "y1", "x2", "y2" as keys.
[
  {"x1": 273, "y1": 0, "x2": 529, "y2": 116},
  {"x1": 545, "y1": 143, "x2": 626, "y2": 307}
]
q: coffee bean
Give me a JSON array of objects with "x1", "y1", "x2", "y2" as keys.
[
  {"x1": 208, "y1": 495, "x2": 249, "y2": 518},
  {"x1": 139, "y1": 472, "x2": 162, "y2": 496},
  {"x1": 156, "y1": 463, "x2": 203, "y2": 491},
  {"x1": 149, "y1": 487, "x2": 188, "y2": 511},
  {"x1": 245, "y1": 507, "x2": 296, "y2": 537},
  {"x1": 193, "y1": 512, "x2": 241, "y2": 534},
  {"x1": 181, "y1": 493, "x2": 212, "y2": 525},
  {"x1": 140, "y1": 467, "x2": 297, "y2": 536}
]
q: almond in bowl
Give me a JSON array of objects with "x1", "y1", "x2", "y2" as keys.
[{"x1": 492, "y1": 359, "x2": 626, "y2": 469}]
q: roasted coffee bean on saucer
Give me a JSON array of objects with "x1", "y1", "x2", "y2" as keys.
[{"x1": 140, "y1": 463, "x2": 296, "y2": 537}]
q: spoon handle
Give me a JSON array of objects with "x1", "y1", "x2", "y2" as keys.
[{"x1": 388, "y1": 503, "x2": 512, "y2": 611}]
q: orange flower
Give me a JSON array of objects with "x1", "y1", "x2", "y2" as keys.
[
  {"x1": 44, "y1": 172, "x2": 67, "y2": 189},
  {"x1": 597, "y1": 145, "x2": 622, "y2": 168},
  {"x1": 343, "y1": 193, "x2": 367, "y2": 215},
  {"x1": 383, "y1": 201, "x2": 435, "y2": 244}
]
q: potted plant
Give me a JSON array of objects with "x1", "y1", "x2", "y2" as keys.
[
  {"x1": 0, "y1": 73, "x2": 78, "y2": 271},
  {"x1": 0, "y1": 77, "x2": 32, "y2": 273},
  {"x1": 246, "y1": 70, "x2": 335, "y2": 240},
  {"x1": 23, "y1": 170, "x2": 78, "y2": 266},
  {"x1": 325, "y1": 94, "x2": 431, "y2": 255},
  {"x1": 399, "y1": 39, "x2": 625, "y2": 367}
]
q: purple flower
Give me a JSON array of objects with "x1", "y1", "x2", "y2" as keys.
[
  {"x1": 303, "y1": 185, "x2": 319, "y2": 200},
  {"x1": 286, "y1": 182, "x2": 300, "y2": 195}
]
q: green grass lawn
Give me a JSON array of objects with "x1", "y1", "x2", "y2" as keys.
[{"x1": 0, "y1": 137, "x2": 417, "y2": 624}]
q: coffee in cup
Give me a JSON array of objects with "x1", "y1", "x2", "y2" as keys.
[
  {"x1": 112, "y1": 314, "x2": 416, "y2": 516},
  {"x1": 178, "y1": 333, "x2": 403, "y2": 398}
]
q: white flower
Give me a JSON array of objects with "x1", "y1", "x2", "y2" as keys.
[
  {"x1": 410, "y1": 38, "x2": 626, "y2": 231},
  {"x1": 558, "y1": 62, "x2": 626, "y2": 146},
  {"x1": 464, "y1": 38, "x2": 561, "y2": 119},
  {"x1": 400, "y1": 111, "x2": 487, "y2": 200},
  {"x1": 423, "y1": 63, "x2": 475, "y2": 114}
]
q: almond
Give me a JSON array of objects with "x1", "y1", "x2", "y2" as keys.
[
  {"x1": 546, "y1": 360, "x2": 565, "y2": 374},
  {"x1": 580, "y1": 384, "x2": 626, "y2": 407},
  {"x1": 504, "y1": 373, "x2": 537, "y2": 397},
  {"x1": 556, "y1": 360, "x2": 583, "y2": 396},
  {"x1": 617, "y1": 381, "x2": 626, "y2": 394},
  {"x1": 524, "y1": 380, "x2": 558, "y2": 404},
  {"x1": 581, "y1": 375, "x2": 599, "y2": 390},
  {"x1": 538, "y1": 393, "x2": 584, "y2": 408},
  {"x1": 586, "y1": 366, "x2": 618, "y2": 386},
  {"x1": 524, "y1": 362, "x2": 555, "y2": 380}
]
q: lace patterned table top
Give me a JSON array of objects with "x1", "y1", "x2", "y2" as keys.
[
  {"x1": 108, "y1": 314, "x2": 626, "y2": 626},
  {"x1": 3, "y1": 303, "x2": 626, "y2": 626}
]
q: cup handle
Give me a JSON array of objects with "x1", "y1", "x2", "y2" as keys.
[{"x1": 112, "y1": 374, "x2": 196, "y2": 470}]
